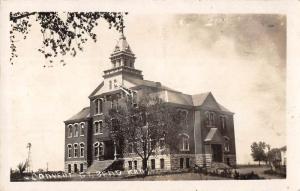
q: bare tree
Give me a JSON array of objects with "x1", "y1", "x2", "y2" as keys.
[{"x1": 105, "y1": 96, "x2": 182, "y2": 176}]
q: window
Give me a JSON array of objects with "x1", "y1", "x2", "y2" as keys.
[
  {"x1": 128, "y1": 161, "x2": 132, "y2": 170},
  {"x1": 220, "y1": 116, "x2": 226, "y2": 130},
  {"x1": 160, "y1": 159, "x2": 165, "y2": 169},
  {"x1": 74, "y1": 124, "x2": 79, "y2": 137},
  {"x1": 74, "y1": 164, "x2": 78, "y2": 173},
  {"x1": 149, "y1": 139, "x2": 156, "y2": 152},
  {"x1": 180, "y1": 135, "x2": 189, "y2": 151},
  {"x1": 186, "y1": 158, "x2": 190, "y2": 168},
  {"x1": 224, "y1": 142, "x2": 230, "y2": 152},
  {"x1": 178, "y1": 109, "x2": 188, "y2": 128},
  {"x1": 109, "y1": 80, "x2": 112, "y2": 90},
  {"x1": 67, "y1": 144, "x2": 72, "y2": 158},
  {"x1": 74, "y1": 144, "x2": 78, "y2": 158},
  {"x1": 80, "y1": 143, "x2": 85, "y2": 157},
  {"x1": 94, "y1": 142, "x2": 104, "y2": 157},
  {"x1": 134, "y1": 160, "x2": 137, "y2": 169},
  {"x1": 80, "y1": 123, "x2": 85, "y2": 136},
  {"x1": 95, "y1": 99, "x2": 103, "y2": 114},
  {"x1": 80, "y1": 163, "x2": 84, "y2": 172},
  {"x1": 94, "y1": 121, "x2": 103, "y2": 134},
  {"x1": 68, "y1": 164, "x2": 71, "y2": 173},
  {"x1": 151, "y1": 159, "x2": 155, "y2": 170},
  {"x1": 159, "y1": 138, "x2": 165, "y2": 149},
  {"x1": 114, "y1": 79, "x2": 118, "y2": 88},
  {"x1": 128, "y1": 143, "x2": 134, "y2": 153},
  {"x1": 68, "y1": 125, "x2": 72, "y2": 137},
  {"x1": 94, "y1": 142, "x2": 99, "y2": 156},
  {"x1": 180, "y1": 158, "x2": 184, "y2": 169},
  {"x1": 206, "y1": 111, "x2": 215, "y2": 126}
]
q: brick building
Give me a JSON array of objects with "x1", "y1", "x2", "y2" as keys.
[{"x1": 64, "y1": 34, "x2": 236, "y2": 173}]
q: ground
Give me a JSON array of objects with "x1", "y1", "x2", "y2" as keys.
[{"x1": 11, "y1": 165, "x2": 285, "y2": 181}]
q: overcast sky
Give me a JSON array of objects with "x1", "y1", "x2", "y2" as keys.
[{"x1": 3, "y1": 13, "x2": 286, "y2": 171}]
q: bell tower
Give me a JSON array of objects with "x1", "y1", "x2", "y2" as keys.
[{"x1": 103, "y1": 33, "x2": 143, "y2": 80}]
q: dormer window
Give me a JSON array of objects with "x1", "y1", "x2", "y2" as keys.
[{"x1": 95, "y1": 98, "x2": 103, "y2": 114}]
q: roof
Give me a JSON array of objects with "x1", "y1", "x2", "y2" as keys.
[
  {"x1": 280, "y1": 146, "x2": 287, "y2": 151},
  {"x1": 113, "y1": 34, "x2": 132, "y2": 53},
  {"x1": 192, "y1": 92, "x2": 210, "y2": 106},
  {"x1": 204, "y1": 128, "x2": 224, "y2": 143},
  {"x1": 124, "y1": 76, "x2": 179, "y2": 92},
  {"x1": 66, "y1": 107, "x2": 90, "y2": 122},
  {"x1": 192, "y1": 92, "x2": 232, "y2": 113}
]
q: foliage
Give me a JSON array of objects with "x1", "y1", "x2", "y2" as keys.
[
  {"x1": 104, "y1": 95, "x2": 183, "y2": 175},
  {"x1": 9, "y1": 12, "x2": 127, "y2": 66},
  {"x1": 250, "y1": 141, "x2": 267, "y2": 166},
  {"x1": 17, "y1": 161, "x2": 28, "y2": 175}
]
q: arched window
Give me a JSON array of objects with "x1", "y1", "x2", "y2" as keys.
[
  {"x1": 74, "y1": 143, "x2": 78, "y2": 158},
  {"x1": 94, "y1": 142, "x2": 104, "y2": 157},
  {"x1": 67, "y1": 144, "x2": 72, "y2": 158},
  {"x1": 74, "y1": 124, "x2": 79, "y2": 137},
  {"x1": 95, "y1": 99, "x2": 103, "y2": 114},
  {"x1": 206, "y1": 111, "x2": 215, "y2": 126},
  {"x1": 179, "y1": 134, "x2": 189, "y2": 151},
  {"x1": 80, "y1": 143, "x2": 85, "y2": 157},
  {"x1": 68, "y1": 125, "x2": 73, "y2": 137},
  {"x1": 80, "y1": 123, "x2": 85, "y2": 136}
]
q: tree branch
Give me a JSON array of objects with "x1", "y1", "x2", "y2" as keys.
[{"x1": 10, "y1": 12, "x2": 37, "y2": 22}]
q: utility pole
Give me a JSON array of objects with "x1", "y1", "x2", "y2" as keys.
[{"x1": 46, "y1": 162, "x2": 48, "y2": 172}]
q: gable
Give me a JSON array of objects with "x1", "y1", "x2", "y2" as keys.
[
  {"x1": 201, "y1": 93, "x2": 221, "y2": 110},
  {"x1": 204, "y1": 128, "x2": 225, "y2": 143},
  {"x1": 89, "y1": 81, "x2": 104, "y2": 98}
]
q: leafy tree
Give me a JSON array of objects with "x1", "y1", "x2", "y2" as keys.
[
  {"x1": 266, "y1": 148, "x2": 281, "y2": 170},
  {"x1": 9, "y1": 12, "x2": 127, "y2": 66},
  {"x1": 104, "y1": 95, "x2": 182, "y2": 176},
  {"x1": 250, "y1": 141, "x2": 267, "y2": 166}
]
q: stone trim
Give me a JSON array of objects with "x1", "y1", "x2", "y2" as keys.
[{"x1": 64, "y1": 161, "x2": 88, "y2": 173}]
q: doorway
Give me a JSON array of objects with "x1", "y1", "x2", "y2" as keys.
[{"x1": 211, "y1": 144, "x2": 222, "y2": 162}]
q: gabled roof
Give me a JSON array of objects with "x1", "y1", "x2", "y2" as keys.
[
  {"x1": 66, "y1": 107, "x2": 90, "y2": 122},
  {"x1": 204, "y1": 128, "x2": 224, "y2": 143},
  {"x1": 192, "y1": 92, "x2": 210, "y2": 106},
  {"x1": 89, "y1": 81, "x2": 104, "y2": 98},
  {"x1": 192, "y1": 92, "x2": 233, "y2": 113}
]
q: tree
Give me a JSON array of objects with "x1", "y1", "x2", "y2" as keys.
[
  {"x1": 17, "y1": 161, "x2": 28, "y2": 176},
  {"x1": 104, "y1": 95, "x2": 182, "y2": 176},
  {"x1": 250, "y1": 141, "x2": 267, "y2": 166},
  {"x1": 266, "y1": 148, "x2": 281, "y2": 170},
  {"x1": 10, "y1": 12, "x2": 127, "y2": 66}
]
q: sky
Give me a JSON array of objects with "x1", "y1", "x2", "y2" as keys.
[{"x1": 2, "y1": 13, "x2": 286, "y2": 171}]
